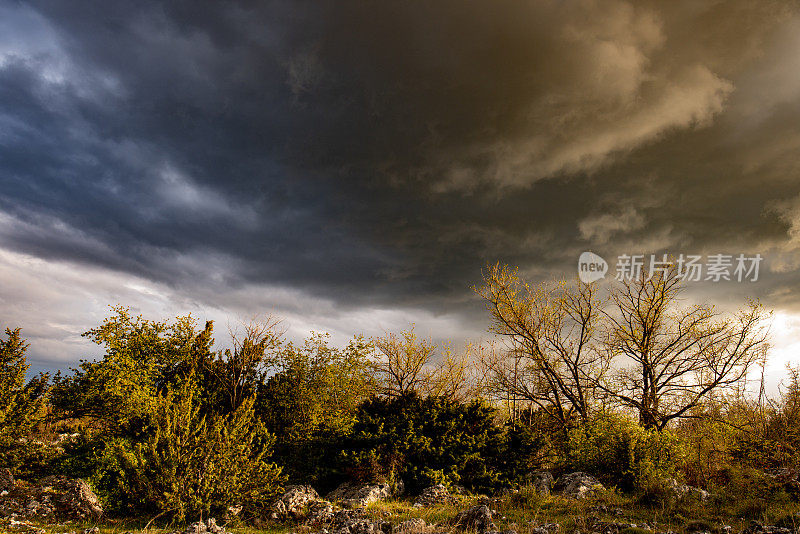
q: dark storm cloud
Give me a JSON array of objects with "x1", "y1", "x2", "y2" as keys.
[
  {"x1": 0, "y1": 0, "x2": 392, "y2": 298},
  {"x1": 1, "y1": 0, "x2": 800, "y2": 339}
]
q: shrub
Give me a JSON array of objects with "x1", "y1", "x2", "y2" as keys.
[
  {"x1": 495, "y1": 419, "x2": 557, "y2": 484},
  {"x1": 257, "y1": 333, "x2": 376, "y2": 488},
  {"x1": 124, "y1": 382, "x2": 284, "y2": 521},
  {"x1": 565, "y1": 413, "x2": 685, "y2": 491},
  {"x1": 51, "y1": 309, "x2": 286, "y2": 518},
  {"x1": 78, "y1": 379, "x2": 285, "y2": 520},
  {"x1": 340, "y1": 393, "x2": 505, "y2": 492},
  {"x1": 0, "y1": 327, "x2": 50, "y2": 473}
]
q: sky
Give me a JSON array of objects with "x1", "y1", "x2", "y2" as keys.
[{"x1": 2, "y1": 0, "x2": 800, "y2": 391}]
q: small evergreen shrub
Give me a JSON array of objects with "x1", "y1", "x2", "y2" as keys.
[
  {"x1": 0, "y1": 327, "x2": 50, "y2": 474},
  {"x1": 565, "y1": 413, "x2": 685, "y2": 491},
  {"x1": 340, "y1": 393, "x2": 505, "y2": 492}
]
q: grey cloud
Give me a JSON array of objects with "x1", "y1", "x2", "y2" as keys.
[{"x1": 1, "y1": 0, "x2": 800, "y2": 371}]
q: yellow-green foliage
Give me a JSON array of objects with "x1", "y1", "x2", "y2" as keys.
[
  {"x1": 52, "y1": 306, "x2": 202, "y2": 430},
  {"x1": 257, "y1": 332, "x2": 377, "y2": 485},
  {"x1": 0, "y1": 326, "x2": 49, "y2": 472},
  {"x1": 125, "y1": 380, "x2": 285, "y2": 521},
  {"x1": 566, "y1": 413, "x2": 685, "y2": 490},
  {"x1": 52, "y1": 308, "x2": 285, "y2": 519}
]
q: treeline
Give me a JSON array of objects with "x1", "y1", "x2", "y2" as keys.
[{"x1": 0, "y1": 265, "x2": 797, "y2": 521}]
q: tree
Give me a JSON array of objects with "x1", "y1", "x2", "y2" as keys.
[
  {"x1": 476, "y1": 263, "x2": 603, "y2": 428},
  {"x1": 51, "y1": 308, "x2": 285, "y2": 517},
  {"x1": 0, "y1": 327, "x2": 50, "y2": 466},
  {"x1": 205, "y1": 316, "x2": 283, "y2": 413},
  {"x1": 600, "y1": 270, "x2": 770, "y2": 430},
  {"x1": 372, "y1": 327, "x2": 481, "y2": 401},
  {"x1": 51, "y1": 307, "x2": 203, "y2": 430},
  {"x1": 372, "y1": 327, "x2": 435, "y2": 398},
  {"x1": 257, "y1": 332, "x2": 377, "y2": 485},
  {"x1": 422, "y1": 342, "x2": 483, "y2": 402}
]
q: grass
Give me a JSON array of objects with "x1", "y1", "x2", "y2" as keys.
[{"x1": 8, "y1": 485, "x2": 800, "y2": 534}]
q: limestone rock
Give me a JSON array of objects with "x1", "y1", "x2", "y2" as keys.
[
  {"x1": 183, "y1": 518, "x2": 229, "y2": 534},
  {"x1": 272, "y1": 485, "x2": 322, "y2": 519},
  {"x1": 397, "y1": 518, "x2": 428, "y2": 532},
  {"x1": 452, "y1": 504, "x2": 496, "y2": 533},
  {"x1": 326, "y1": 482, "x2": 392, "y2": 508},
  {"x1": 413, "y1": 484, "x2": 457, "y2": 507},
  {"x1": 742, "y1": 520, "x2": 793, "y2": 534},
  {"x1": 527, "y1": 471, "x2": 554, "y2": 495},
  {"x1": 553, "y1": 472, "x2": 604, "y2": 499}
]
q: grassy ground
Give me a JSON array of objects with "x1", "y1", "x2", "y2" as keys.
[{"x1": 7, "y1": 486, "x2": 800, "y2": 534}]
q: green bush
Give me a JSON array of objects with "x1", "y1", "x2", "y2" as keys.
[
  {"x1": 495, "y1": 419, "x2": 557, "y2": 485},
  {"x1": 0, "y1": 327, "x2": 50, "y2": 473},
  {"x1": 565, "y1": 413, "x2": 685, "y2": 491},
  {"x1": 256, "y1": 333, "x2": 376, "y2": 488},
  {"x1": 340, "y1": 393, "x2": 505, "y2": 492},
  {"x1": 124, "y1": 383, "x2": 284, "y2": 521},
  {"x1": 70, "y1": 377, "x2": 286, "y2": 520},
  {"x1": 51, "y1": 309, "x2": 285, "y2": 519}
]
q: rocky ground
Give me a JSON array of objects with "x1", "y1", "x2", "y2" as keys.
[{"x1": 2, "y1": 469, "x2": 799, "y2": 534}]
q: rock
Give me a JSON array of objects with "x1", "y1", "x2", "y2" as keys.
[
  {"x1": 742, "y1": 521, "x2": 793, "y2": 534},
  {"x1": 183, "y1": 518, "x2": 229, "y2": 534},
  {"x1": 414, "y1": 484, "x2": 457, "y2": 507},
  {"x1": 272, "y1": 485, "x2": 322, "y2": 519},
  {"x1": 205, "y1": 518, "x2": 227, "y2": 534},
  {"x1": 662, "y1": 479, "x2": 711, "y2": 502},
  {"x1": 226, "y1": 504, "x2": 242, "y2": 517},
  {"x1": 397, "y1": 518, "x2": 428, "y2": 532},
  {"x1": 0, "y1": 469, "x2": 14, "y2": 492},
  {"x1": 326, "y1": 482, "x2": 392, "y2": 508},
  {"x1": 39, "y1": 476, "x2": 103, "y2": 520},
  {"x1": 0, "y1": 476, "x2": 104, "y2": 521},
  {"x1": 336, "y1": 519, "x2": 389, "y2": 534},
  {"x1": 320, "y1": 511, "x2": 390, "y2": 534},
  {"x1": 452, "y1": 504, "x2": 496, "y2": 533},
  {"x1": 527, "y1": 471, "x2": 554, "y2": 495},
  {"x1": 306, "y1": 500, "x2": 337, "y2": 524},
  {"x1": 552, "y1": 472, "x2": 604, "y2": 499},
  {"x1": 530, "y1": 523, "x2": 560, "y2": 534},
  {"x1": 184, "y1": 521, "x2": 206, "y2": 534}
]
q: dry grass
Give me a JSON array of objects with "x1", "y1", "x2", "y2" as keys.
[{"x1": 11, "y1": 485, "x2": 800, "y2": 534}]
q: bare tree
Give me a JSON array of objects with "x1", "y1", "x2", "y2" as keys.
[
  {"x1": 210, "y1": 315, "x2": 284, "y2": 411},
  {"x1": 600, "y1": 270, "x2": 770, "y2": 429},
  {"x1": 422, "y1": 342, "x2": 483, "y2": 402},
  {"x1": 475, "y1": 263, "x2": 604, "y2": 428},
  {"x1": 373, "y1": 327, "x2": 436, "y2": 397}
]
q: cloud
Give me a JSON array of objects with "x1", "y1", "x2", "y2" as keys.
[
  {"x1": 579, "y1": 207, "x2": 646, "y2": 244},
  {"x1": 0, "y1": 0, "x2": 800, "y2": 375},
  {"x1": 0, "y1": 247, "x2": 476, "y2": 376},
  {"x1": 275, "y1": 0, "x2": 749, "y2": 191}
]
